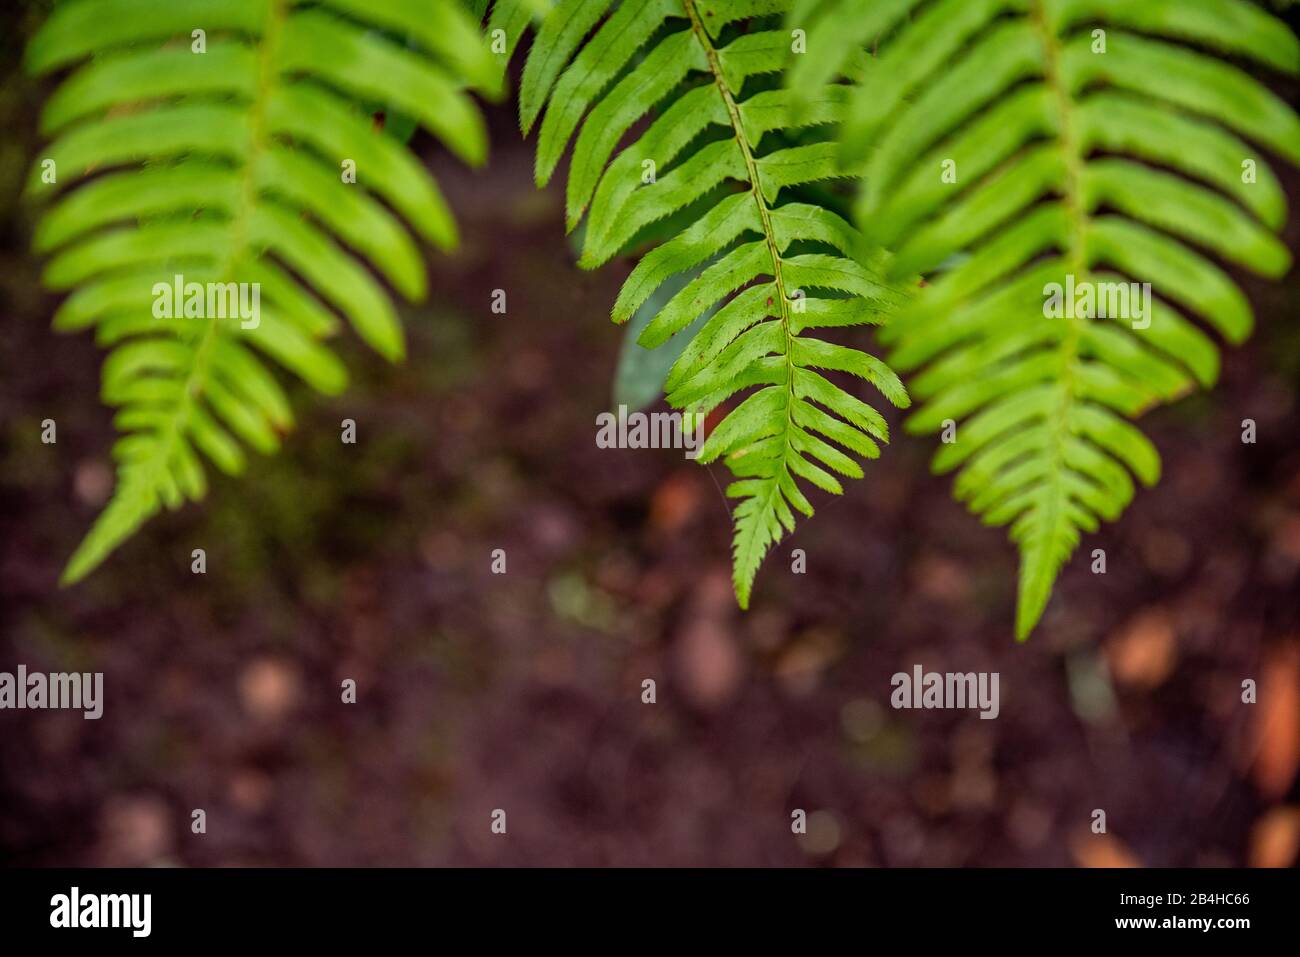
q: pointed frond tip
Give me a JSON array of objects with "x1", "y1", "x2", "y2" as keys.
[{"x1": 29, "y1": 0, "x2": 495, "y2": 583}]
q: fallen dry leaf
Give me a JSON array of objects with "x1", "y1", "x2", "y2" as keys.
[
  {"x1": 648, "y1": 471, "x2": 703, "y2": 535},
  {"x1": 672, "y1": 569, "x2": 743, "y2": 711},
  {"x1": 1070, "y1": 830, "x2": 1141, "y2": 868},
  {"x1": 1106, "y1": 608, "x2": 1177, "y2": 689},
  {"x1": 773, "y1": 629, "x2": 843, "y2": 698},
  {"x1": 1252, "y1": 641, "x2": 1300, "y2": 800},
  {"x1": 238, "y1": 657, "x2": 303, "y2": 724},
  {"x1": 674, "y1": 618, "x2": 742, "y2": 711},
  {"x1": 73, "y1": 459, "x2": 112, "y2": 507},
  {"x1": 1249, "y1": 807, "x2": 1300, "y2": 868},
  {"x1": 97, "y1": 794, "x2": 173, "y2": 866}
]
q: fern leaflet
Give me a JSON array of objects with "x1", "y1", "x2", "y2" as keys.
[{"x1": 468, "y1": 0, "x2": 552, "y2": 72}]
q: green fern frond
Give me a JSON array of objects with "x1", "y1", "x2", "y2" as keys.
[
  {"x1": 521, "y1": 0, "x2": 910, "y2": 607},
  {"x1": 828, "y1": 0, "x2": 1300, "y2": 638},
  {"x1": 27, "y1": 0, "x2": 499, "y2": 584}
]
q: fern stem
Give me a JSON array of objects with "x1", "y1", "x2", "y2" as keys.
[
  {"x1": 682, "y1": 0, "x2": 798, "y2": 591},
  {"x1": 129, "y1": 0, "x2": 287, "y2": 502},
  {"x1": 1012, "y1": 0, "x2": 1094, "y2": 636}
]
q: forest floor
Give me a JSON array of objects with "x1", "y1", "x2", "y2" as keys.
[{"x1": 2, "y1": 20, "x2": 1299, "y2": 866}]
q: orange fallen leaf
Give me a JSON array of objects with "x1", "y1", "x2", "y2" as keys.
[
  {"x1": 238, "y1": 657, "x2": 302, "y2": 724},
  {"x1": 1249, "y1": 807, "x2": 1300, "y2": 868},
  {"x1": 1252, "y1": 642, "x2": 1300, "y2": 800},
  {"x1": 1070, "y1": 830, "x2": 1141, "y2": 868},
  {"x1": 1106, "y1": 608, "x2": 1177, "y2": 689},
  {"x1": 648, "y1": 472, "x2": 702, "y2": 535}
]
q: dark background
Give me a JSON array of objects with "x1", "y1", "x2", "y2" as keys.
[{"x1": 2, "y1": 3, "x2": 1299, "y2": 867}]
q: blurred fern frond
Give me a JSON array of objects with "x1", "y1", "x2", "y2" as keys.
[{"x1": 28, "y1": 0, "x2": 499, "y2": 583}]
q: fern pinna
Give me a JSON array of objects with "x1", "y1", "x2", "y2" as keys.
[
  {"x1": 27, "y1": 0, "x2": 498, "y2": 584},
  {"x1": 818, "y1": 0, "x2": 1300, "y2": 638},
  {"x1": 470, "y1": 0, "x2": 552, "y2": 68},
  {"x1": 520, "y1": 0, "x2": 909, "y2": 607}
]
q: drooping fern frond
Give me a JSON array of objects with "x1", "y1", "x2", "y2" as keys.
[
  {"x1": 520, "y1": 1, "x2": 915, "y2": 605},
  {"x1": 821, "y1": 0, "x2": 1300, "y2": 638},
  {"x1": 27, "y1": 0, "x2": 499, "y2": 583},
  {"x1": 519, "y1": 0, "x2": 910, "y2": 607}
]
